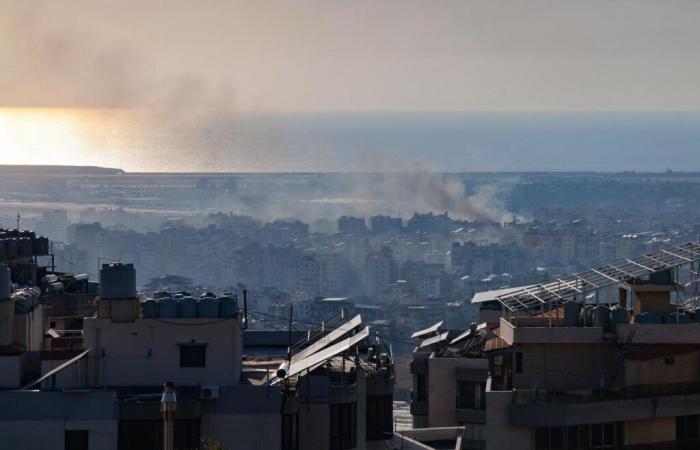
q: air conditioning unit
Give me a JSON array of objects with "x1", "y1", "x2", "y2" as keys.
[{"x1": 200, "y1": 385, "x2": 220, "y2": 400}]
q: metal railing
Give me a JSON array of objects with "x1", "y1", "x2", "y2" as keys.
[{"x1": 513, "y1": 381, "x2": 700, "y2": 405}]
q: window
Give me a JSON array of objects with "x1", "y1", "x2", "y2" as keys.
[
  {"x1": 456, "y1": 381, "x2": 486, "y2": 410},
  {"x1": 515, "y1": 352, "x2": 524, "y2": 374},
  {"x1": 665, "y1": 356, "x2": 675, "y2": 365},
  {"x1": 366, "y1": 395, "x2": 393, "y2": 441},
  {"x1": 179, "y1": 343, "x2": 206, "y2": 367},
  {"x1": 65, "y1": 430, "x2": 89, "y2": 450},
  {"x1": 282, "y1": 413, "x2": 298, "y2": 450},
  {"x1": 566, "y1": 426, "x2": 579, "y2": 450},
  {"x1": 535, "y1": 423, "x2": 620, "y2": 449},
  {"x1": 677, "y1": 415, "x2": 700, "y2": 440},
  {"x1": 536, "y1": 427, "x2": 551, "y2": 450},
  {"x1": 330, "y1": 402, "x2": 357, "y2": 450},
  {"x1": 416, "y1": 374, "x2": 427, "y2": 401}
]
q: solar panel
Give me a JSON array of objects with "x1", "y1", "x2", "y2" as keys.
[
  {"x1": 450, "y1": 323, "x2": 487, "y2": 345},
  {"x1": 274, "y1": 326, "x2": 370, "y2": 383},
  {"x1": 417, "y1": 331, "x2": 450, "y2": 350},
  {"x1": 496, "y1": 242, "x2": 700, "y2": 313},
  {"x1": 291, "y1": 314, "x2": 362, "y2": 364},
  {"x1": 410, "y1": 320, "x2": 443, "y2": 339},
  {"x1": 21, "y1": 348, "x2": 91, "y2": 390}
]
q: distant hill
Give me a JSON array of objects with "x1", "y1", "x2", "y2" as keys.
[{"x1": 0, "y1": 165, "x2": 125, "y2": 175}]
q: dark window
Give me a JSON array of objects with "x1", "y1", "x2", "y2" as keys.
[
  {"x1": 456, "y1": 381, "x2": 486, "y2": 410},
  {"x1": 550, "y1": 427, "x2": 563, "y2": 450},
  {"x1": 535, "y1": 428, "x2": 550, "y2": 450},
  {"x1": 578, "y1": 425, "x2": 591, "y2": 449},
  {"x1": 591, "y1": 423, "x2": 603, "y2": 447},
  {"x1": 65, "y1": 430, "x2": 89, "y2": 450},
  {"x1": 535, "y1": 423, "x2": 621, "y2": 449},
  {"x1": 689, "y1": 416, "x2": 700, "y2": 440},
  {"x1": 366, "y1": 395, "x2": 392, "y2": 441},
  {"x1": 603, "y1": 423, "x2": 615, "y2": 446},
  {"x1": 179, "y1": 344, "x2": 206, "y2": 367},
  {"x1": 678, "y1": 415, "x2": 700, "y2": 440},
  {"x1": 282, "y1": 413, "x2": 298, "y2": 450},
  {"x1": 330, "y1": 402, "x2": 357, "y2": 450},
  {"x1": 566, "y1": 426, "x2": 579, "y2": 450},
  {"x1": 665, "y1": 356, "x2": 675, "y2": 365},
  {"x1": 515, "y1": 352, "x2": 524, "y2": 374},
  {"x1": 416, "y1": 374, "x2": 427, "y2": 401}
]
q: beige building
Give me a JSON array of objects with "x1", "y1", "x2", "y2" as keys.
[
  {"x1": 0, "y1": 260, "x2": 394, "y2": 450},
  {"x1": 409, "y1": 321, "x2": 491, "y2": 449},
  {"x1": 408, "y1": 242, "x2": 700, "y2": 450}
]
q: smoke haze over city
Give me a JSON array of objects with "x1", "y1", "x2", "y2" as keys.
[{"x1": 2, "y1": 2, "x2": 700, "y2": 450}]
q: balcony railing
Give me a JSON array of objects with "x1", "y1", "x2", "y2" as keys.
[
  {"x1": 513, "y1": 381, "x2": 700, "y2": 405},
  {"x1": 623, "y1": 439, "x2": 700, "y2": 450}
]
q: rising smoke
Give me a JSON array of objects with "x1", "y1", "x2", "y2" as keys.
[{"x1": 1, "y1": 2, "x2": 516, "y2": 222}]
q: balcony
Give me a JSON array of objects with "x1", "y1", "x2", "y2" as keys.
[
  {"x1": 499, "y1": 317, "x2": 604, "y2": 345},
  {"x1": 509, "y1": 383, "x2": 700, "y2": 427},
  {"x1": 623, "y1": 440, "x2": 700, "y2": 450}
]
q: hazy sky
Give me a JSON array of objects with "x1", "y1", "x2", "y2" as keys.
[{"x1": 3, "y1": 0, "x2": 700, "y2": 112}]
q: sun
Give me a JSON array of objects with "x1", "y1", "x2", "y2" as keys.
[{"x1": 0, "y1": 108, "x2": 88, "y2": 166}]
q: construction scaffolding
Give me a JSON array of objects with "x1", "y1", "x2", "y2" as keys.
[{"x1": 496, "y1": 242, "x2": 700, "y2": 313}]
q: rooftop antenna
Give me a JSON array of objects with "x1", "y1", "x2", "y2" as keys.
[
  {"x1": 275, "y1": 304, "x2": 293, "y2": 380},
  {"x1": 242, "y1": 289, "x2": 249, "y2": 330},
  {"x1": 287, "y1": 304, "x2": 294, "y2": 358},
  {"x1": 16, "y1": 213, "x2": 20, "y2": 233}
]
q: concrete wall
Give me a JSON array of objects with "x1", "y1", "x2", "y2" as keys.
[
  {"x1": 41, "y1": 354, "x2": 88, "y2": 389},
  {"x1": 633, "y1": 289, "x2": 673, "y2": 315},
  {"x1": 201, "y1": 385, "x2": 282, "y2": 450},
  {"x1": 299, "y1": 403, "x2": 331, "y2": 450},
  {"x1": 83, "y1": 317, "x2": 241, "y2": 387},
  {"x1": 427, "y1": 357, "x2": 488, "y2": 428},
  {"x1": 0, "y1": 390, "x2": 118, "y2": 450},
  {"x1": 483, "y1": 389, "x2": 532, "y2": 450},
  {"x1": 625, "y1": 417, "x2": 675, "y2": 446},
  {"x1": 0, "y1": 354, "x2": 22, "y2": 388},
  {"x1": 0, "y1": 420, "x2": 117, "y2": 450},
  {"x1": 513, "y1": 343, "x2": 616, "y2": 391},
  {"x1": 500, "y1": 318, "x2": 604, "y2": 345},
  {"x1": 625, "y1": 349, "x2": 700, "y2": 386},
  {"x1": 0, "y1": 298, "x2": 14, "y2": 345},
  {"x1": 357, "y1": 369, "x2": 367, "y2": 450},
  {"x1": 617, "y1": 323, "x2": 700, "y2": 344},
  {"x1": 509, "y1": 392, "x2": 700, "y2": 427},
  {"x1": 14, "y1": 304, "x2": 44, "y2": 351}
]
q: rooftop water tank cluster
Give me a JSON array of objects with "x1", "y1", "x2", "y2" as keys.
[
  {"x1": 634, "y1": 312, "x2": 694, "y2": 324},
  {"x1": 565, "y1": 303, "x2": 632, "y2": 327},
  {"x1": 0, "y1": 230, "x2": 49, "y2": 259},
  {"x1": 141, "y1": 291, "x2": 238, "y2": 319},
  {"x1": 12, "y1": 287, "x2": 41, "y2": 314}
]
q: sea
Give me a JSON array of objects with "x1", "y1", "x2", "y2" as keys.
[{"x1": 1, "y1": 109, "x2": 700, "y2": 173}]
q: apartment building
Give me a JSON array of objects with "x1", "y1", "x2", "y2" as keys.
[
  {"x1": 408, "y1": 242, "x2": 700, "y2": 450},
  {"x1": 0, "y1": 237, "x2": 394, "y2": 450},
  {"x1": 409, "y1": 321, "x2": 490, "y2": 449}
]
